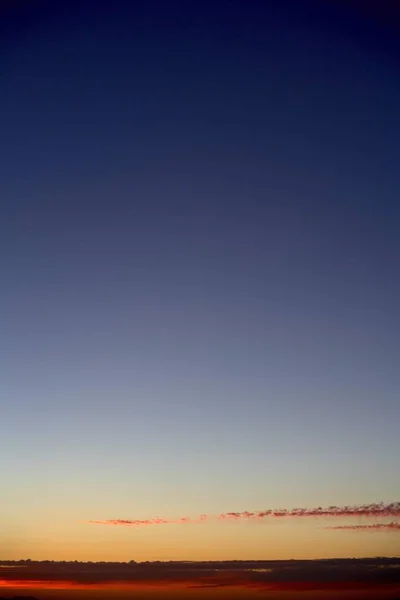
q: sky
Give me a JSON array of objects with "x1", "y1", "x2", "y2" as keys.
[{"x1": 1, "y1": 0, "x2": 400, "y2": 564}]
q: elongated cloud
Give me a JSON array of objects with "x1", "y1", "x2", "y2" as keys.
[
  {"x1": 89, "y1": 516, "x2": 209, "y2": 527},
  {"x1": 88, "y1": 501, "x2": 400, "y2": 527},
  {"x1": 326, "y1": 521, "x2": 400, "y2": 532},
  {"x1": 218, "y1": 501, "x2": 400, "y2": 520}
]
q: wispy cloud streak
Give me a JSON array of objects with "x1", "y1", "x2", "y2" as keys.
[
  {"x1": 88, "y1": 515, "x2": 210, "y2": 527},
  {"x1": 218, "y1": 502, "x2": 400, "y2": 520},
  {"x1": 88, "y1": 502, "x2": 400, "y2": 527},
  {"x1": 326, "y1": 521, "x2": 400, "y2": 532}
]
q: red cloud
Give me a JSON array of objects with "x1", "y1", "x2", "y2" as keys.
[{"x1": 88, "y1": 501, "x2": 400, "y2": 527}]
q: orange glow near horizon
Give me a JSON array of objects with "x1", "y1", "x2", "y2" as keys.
[
  {"x1": 2, "y1": 577, "x2": 400, "y2": 595},
  {"x1": 0, "y1": 579, "x2": 191, "y2": 590}
]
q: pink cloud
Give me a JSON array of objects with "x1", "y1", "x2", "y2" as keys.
[{"x1": 88, "y1": 501, "x2": 400, "y2": 528}]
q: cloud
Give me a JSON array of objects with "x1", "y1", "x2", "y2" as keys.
[
  {"x1": 89, "y1": 519, "x2": 171, "y2": 527},
  {"x1": 88, "y1": 516, "x2": 207, "y2": 527},
  {"x1": 219, "y1": 501, "x2": 400, "y2": 520},
  {"x1": 326, "y1": 521, "x2": 400, "y2": 532},
  {"x1": 88, "y1": 501, "x2": 400, "y2": 527}
]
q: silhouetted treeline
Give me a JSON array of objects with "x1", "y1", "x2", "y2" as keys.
[{"x1": 1, "y1": 557, "x2": 399, "y2": 586}]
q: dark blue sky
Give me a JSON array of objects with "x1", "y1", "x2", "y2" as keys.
[{"x1": 1, "y1": 0, "x2": 400, "y2": 560}]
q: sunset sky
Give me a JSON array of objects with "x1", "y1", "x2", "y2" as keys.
[{"x1": 1, "y1": 0, "x2": 400, "y2": 566}]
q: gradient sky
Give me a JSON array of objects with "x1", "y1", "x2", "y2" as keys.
[{"x1": 1, "y1": 0, "x2": 400, "y2": 562}]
